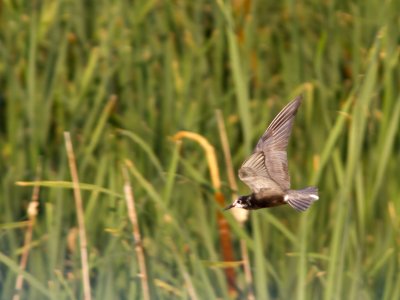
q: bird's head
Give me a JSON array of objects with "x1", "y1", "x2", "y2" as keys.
[{"x1": 224, "y1": 195, "x2": 250, "y2": 210}]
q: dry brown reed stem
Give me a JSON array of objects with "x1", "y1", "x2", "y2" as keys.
[
  {"x1": 172, "y1": 131, "x2": 237, "y2": 295},
  {"x1": 216, "y1": 110, "x2": 255, "y2": 300},
  {"x1": 64, "y1": 132, "x2": 92, "y2": 300},
  {"x1": 13, "y1": 169, "x2": 41, "y2": 300},
  {"x1": 215, "y1": 111, "x2": 238, "y2": 192},
  {"x1": 215, "y1": 110, "x2": 249, "y2": 224},
  {"x1": 122, "y1": 164, "x2": 150, "y2": 300}
]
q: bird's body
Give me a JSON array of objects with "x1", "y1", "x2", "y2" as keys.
[
  {"x1": 235, "y1": 192, "x2": 285, "y2": 210},
  {"x1": 224, "y1": 95, "x2": 319, "y2": 212}
]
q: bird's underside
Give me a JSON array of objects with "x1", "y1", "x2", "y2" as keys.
[{"x1": 242, "y1": 190, "x2": 286, "y2": 210}]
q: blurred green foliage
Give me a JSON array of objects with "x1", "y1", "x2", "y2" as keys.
[{"x1": 0, "y1": 0, "x2": 399, "y2": 299}]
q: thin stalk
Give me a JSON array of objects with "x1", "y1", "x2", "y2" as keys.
[
  {"x1": 13, "y1": 167, "x2": 41, "y2": 300},
  {"x1": 121, "y1": 165, "x2": 150, "y2": 300},
  {"x1": 216, "y1": 109, "x2": 254, "y2": 300},
  {"x1": 64, "y1": 132, "x2": 92, "y2": 300}
]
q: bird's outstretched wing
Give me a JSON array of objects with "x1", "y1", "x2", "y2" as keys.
[
  {"x1": 239, "y1": 151, "x2": 283, "y2": 193},
  {"x1": 239, "y1": 95, "x2": 302, "y2": 192}
]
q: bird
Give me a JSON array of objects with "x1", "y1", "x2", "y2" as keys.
[{"x1": 224, "y1": 95, "x2": 319, "y2": 212}]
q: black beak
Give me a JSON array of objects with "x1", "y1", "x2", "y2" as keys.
[{"x1": 223, "y1": 203, "x2": 235, "y2": 211}]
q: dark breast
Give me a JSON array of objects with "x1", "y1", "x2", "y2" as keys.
[{"x1": 248, "y1": 192, "x2": 286, "y2": 210}]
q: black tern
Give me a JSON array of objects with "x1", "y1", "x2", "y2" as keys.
[{"x1": 224, "y1": 95, "x2": 319, "y2": 212}]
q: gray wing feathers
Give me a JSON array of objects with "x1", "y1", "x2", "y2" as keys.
[
  {"x1": 255, "y1": 95, "x2": 302, "y2": 152},
  {"x1": 263, "y1": 150, "x2": 290, "y2": 189},
  {"x1": 238, "y1": 152, "x2": 282, "y2": 193},
  {"x1": 239, "y1": 96, "x2": 302, "y2": 192}
]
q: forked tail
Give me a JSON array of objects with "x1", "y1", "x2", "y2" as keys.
[{"x1": 284, "y1": 187, "x2": 319, "y2": 212}]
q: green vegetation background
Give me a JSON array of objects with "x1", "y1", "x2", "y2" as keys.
[{"x1": 1, "y1": 0, "x2": 399, "y2": 299}]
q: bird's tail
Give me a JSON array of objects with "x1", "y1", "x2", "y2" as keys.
[{"x1": 285, "y1": 187, "x2": 319, "y2": 212}]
